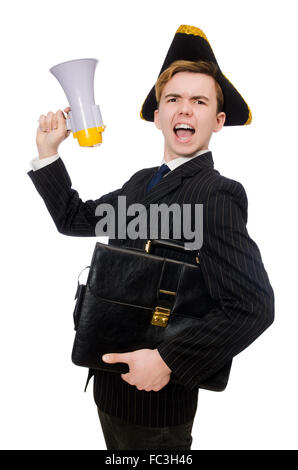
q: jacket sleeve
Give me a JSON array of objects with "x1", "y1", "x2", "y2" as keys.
[
  {"x1": 157, "y1": 178, "x2": 275, "y2": 390},
  {"x1": 27, "y1": 157, "x2": 131, "y2": 237}
]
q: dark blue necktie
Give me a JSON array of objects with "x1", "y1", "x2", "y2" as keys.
[{"x1": 146, "y1": 164, "x2": 170, "y2": 193}]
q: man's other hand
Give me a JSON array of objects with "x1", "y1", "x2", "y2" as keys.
[
  {"x1": 102, "y1": 349, "x2": 172, "y2": 392},
  {"x1": 36, "y1": 107, "x2": 71, "y2": 159}
]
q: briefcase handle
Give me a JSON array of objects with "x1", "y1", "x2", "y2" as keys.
[{"x1": 144, "y1": 239, "x2": 200, "y2": 264}]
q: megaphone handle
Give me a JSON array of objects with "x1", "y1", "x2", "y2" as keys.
[{"x1": 66, "y1": 118, "x2": 72, "y2": 131}]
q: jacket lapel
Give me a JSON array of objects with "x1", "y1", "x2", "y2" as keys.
[
  {"x1": 125, "y1": 151, "x2": 214, "y2": 226},
  {"x1": 138, "y1": 151, "x2": 214, "y2": 205}
]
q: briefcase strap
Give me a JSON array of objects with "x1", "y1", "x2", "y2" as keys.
[{"x1": 152, "y1": 259, "x2": 182, "y2": 327}]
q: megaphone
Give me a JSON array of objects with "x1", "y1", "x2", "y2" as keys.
[{"x1": 49, "y1": 58, "x2": 105, "y2": 147}]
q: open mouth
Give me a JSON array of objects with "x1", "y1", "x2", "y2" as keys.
[{"x1": 173, "y1": 124, "x2": 195, "y2": 143}]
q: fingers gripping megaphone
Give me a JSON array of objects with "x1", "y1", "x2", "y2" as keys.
[{"x1": 49, "y1": 58, "x2": 105, "y2": 147}]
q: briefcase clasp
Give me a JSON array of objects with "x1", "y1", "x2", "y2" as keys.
[
  {"x1": 151, "y1": 306, "x2": 171, "y2": 327},
  {"x1": 144, "y1": 240, "x2": 152, "y2": 253}
]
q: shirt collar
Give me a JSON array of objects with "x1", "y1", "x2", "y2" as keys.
[{"x1": 160, "y1": 149, "x2": 210, "y2": 172}]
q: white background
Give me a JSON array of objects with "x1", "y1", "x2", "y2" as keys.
[{"x1": 0, "y1": 0, "x2": 297, "y2": 450}]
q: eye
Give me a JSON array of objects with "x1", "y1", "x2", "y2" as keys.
[
  {"x1": 167, "y1": 98, "x2": 177, "y2": 102},
  {"x1": 194, "y1": 99, "x2": 205, "y2": 105}
]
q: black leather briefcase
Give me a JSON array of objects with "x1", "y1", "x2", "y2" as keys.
[{"x1": 71, "y1": 239, "x2": 232, "y2": 391}]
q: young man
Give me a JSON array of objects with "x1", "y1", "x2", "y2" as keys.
[{"x1": 28, "y1": 25, "x2": 274, "y2": 450}]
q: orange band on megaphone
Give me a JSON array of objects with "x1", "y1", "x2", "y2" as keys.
[{"x1": 73, "y1": 126, "x2": 105, "y2": 147}]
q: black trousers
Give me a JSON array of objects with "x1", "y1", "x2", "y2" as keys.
[{"x1": 97, "y1": 408, "x2": 194, "y2": 450}]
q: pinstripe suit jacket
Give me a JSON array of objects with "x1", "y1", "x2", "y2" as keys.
[{"x1": 27, "y1": 150, "x2": 274, "y2": 426}]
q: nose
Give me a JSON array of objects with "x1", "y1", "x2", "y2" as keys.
[{"x1": 178, "y1": 99, "x2": 193, "y2": 116}]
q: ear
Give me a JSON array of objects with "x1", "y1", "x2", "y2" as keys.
[
  {"x1": 213, "y1": 112, "x2": 226, "y2": 133},
  {"x1": 154, "y1": 109, "x2": 161, "y2": 130}
]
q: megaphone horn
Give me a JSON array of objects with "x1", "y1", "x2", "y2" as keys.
[{"x1": 49, "y1": 58, "x2": 105, "y2": 147}]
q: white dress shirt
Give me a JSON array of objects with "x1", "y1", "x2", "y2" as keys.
[
  {"x1": 30, "y1": 153, "x2": 60, "y2": 171},
  {"x1": 160, "y1": 149, "x2": 209, "y2": 174}
]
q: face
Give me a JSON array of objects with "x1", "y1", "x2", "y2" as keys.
[{"x1": 154, "y1": 71, "x2": 226, "y2": 161}]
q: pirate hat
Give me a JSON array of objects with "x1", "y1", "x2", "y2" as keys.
[{"x1": 140, "y1": 25, "x2": 252, "y2": 126}]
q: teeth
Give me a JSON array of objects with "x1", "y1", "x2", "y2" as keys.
[{"x1": 174, "y1": 124, "x2": 194, "y2": 131}]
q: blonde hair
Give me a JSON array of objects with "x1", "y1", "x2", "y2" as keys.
[{"x1": 155, "y1": 60, "x2": 224, "y2": 113}]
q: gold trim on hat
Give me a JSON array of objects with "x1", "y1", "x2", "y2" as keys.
[
  {"x1": 245, "y1": 107, "x2": 252, "y2": 125},
  {"x1": 221, "y1": 71, "x2": 252, "y2": 125},
  {"x1": 176, "y1": 25, "x2": 210, "y2": 44}
]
